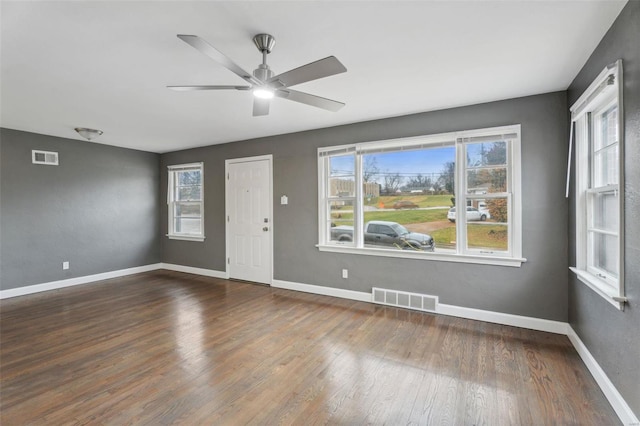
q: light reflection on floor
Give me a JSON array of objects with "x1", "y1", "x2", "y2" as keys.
[
  {"x1": 172, "y1": 290, "x2": 207, "y2": 378},
  {"x1": 319, "y1": 333, "x2": 517, "y2": 423}
]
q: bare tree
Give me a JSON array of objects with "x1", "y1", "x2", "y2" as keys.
[
  {"x1": 363, "y1": 156, "x2": 379, "y2": 183},
  {"x1": 406, "y1": 174, "x2": 432, "y2": 190},
  {"x1": 383, "y1": 172, "x2": 403, "y2": 194}
]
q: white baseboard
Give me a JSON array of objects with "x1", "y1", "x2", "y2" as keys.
[
  {"x1": 271, "y1": 279, "x2": 372, "y2": 302},
  {"x1": 0, "y1": 263, "x2": 225, "y2": 300},
  {"x1": 567, "y1": 327, "x2": 639, "y2": 426},
  {"x1": 272, "y1": 279, "x2": 567, "y2": 335},
  {"x1": 0, "y1": 263, "x2": 163, "y2": 299},
  {"x1": 437, "y1": 303, "x2": 569, "y2": 335},
  {"x1": 160, "y1": 263, "x2": 227, "y2": 279}
]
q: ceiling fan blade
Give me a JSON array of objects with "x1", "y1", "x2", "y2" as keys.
[
  {"x1": 275, "y1": 89, "x2": 345, "y2": 112},
  {"x1": 253, "y1": 98, "x2": 270, "y2": 116},
  {"x1": 167, "y1": 85, "x2": 251, "y2": 91},
  {"x1": 177, "y1": 35, "x2": 261, "y2": 86},
  {"x1": 267, "y1": 56, "x2": 346, "y2": 89}
]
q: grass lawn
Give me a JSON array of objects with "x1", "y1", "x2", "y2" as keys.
[
  {"x1": 365, "y1": 194, "x2": 453, "y2": 208},
  {"x1": 430, "y1": 226, "x2": 457, "y2": 247},
  {"x1": 333, "y1": 209, "x2": 448, "y2": 224},
  {"x1": 430, "y1": 224, "x2": 508, "y2": 250},
  {"x1": 365, "y1": 209, "x2": 447, "y2": 223}
]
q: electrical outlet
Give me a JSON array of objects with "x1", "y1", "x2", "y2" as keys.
[
  {"x1": 62, "y1": 261, "x2": 69, "y2": 270},
  {"x1": 342, "y1": 269, "x2": 348, "y2": 279}
]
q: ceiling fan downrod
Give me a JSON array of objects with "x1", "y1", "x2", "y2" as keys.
[{"x1": 252, "y1": 34, "x2": 276, "y2": 81}]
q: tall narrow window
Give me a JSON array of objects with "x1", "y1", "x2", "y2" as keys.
[
  {"x1": 571, "y1": 60, "x2": 625, "y2": 309},
  {"x1": 168, "y1": 163, "x2": 204, "y2": 241}
]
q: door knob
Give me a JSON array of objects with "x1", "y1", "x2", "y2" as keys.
[{"x1": 263, "y1": 227, "x2": 269, "y2": 232}]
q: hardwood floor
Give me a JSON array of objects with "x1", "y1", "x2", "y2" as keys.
[{"x1": 0, "y1": 270, "x2": 619, "y2": 425}]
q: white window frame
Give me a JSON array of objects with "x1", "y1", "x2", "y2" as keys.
[
  {"x1": 167, "y1": 162, "x2": 205, "y2": 242},
  {"x1": 570, "y1": 60, "x2": 625, "y2": 310},
  {"x1": 317, "y1": 125, "x2": 524, "y2": 267}
]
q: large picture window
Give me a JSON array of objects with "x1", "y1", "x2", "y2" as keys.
[
  {"x1": 318, "y1": 125, "x2": 523, "y2": 266},
  {"x1": 168, "y1": 163, "x2": 204, "y2": 241},
  {"x1": 570, "y1": 60, "x2": 625, "y2": 309}
]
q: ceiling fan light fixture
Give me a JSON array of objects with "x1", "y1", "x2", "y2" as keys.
[
  {"x1": 74, "y1": 127, "x2": 103, "y2": 141},
  {"x1": 253, "y1": 87, "x2": 274, "y2": 99}
]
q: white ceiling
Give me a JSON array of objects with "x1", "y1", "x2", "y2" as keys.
[{"x1": 1, "y1": 1, "x2": 627, "y2": 153}]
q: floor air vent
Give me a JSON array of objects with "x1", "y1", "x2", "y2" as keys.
[{"x1": 372, "y1": 287, "x2": 438, "y2": 312}]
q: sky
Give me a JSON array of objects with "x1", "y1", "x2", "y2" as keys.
[
  {"x1": 331, "y1": 146, "x2": 456, "y2": 183},
  {"x1": 330, "y1": 142, "x2": 506, "y2": 185}
]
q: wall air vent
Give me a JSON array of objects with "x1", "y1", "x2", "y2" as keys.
[
  {"x1": 32, "y1": 150, "x2": 59, "y2": 166},
  {"x1": 372, "y1": 287, "x2": 438, "y2": 312}
]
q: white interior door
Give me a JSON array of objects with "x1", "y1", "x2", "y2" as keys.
[{"x1": 226, "y1": 157, "x2": 272, "y2": 285}]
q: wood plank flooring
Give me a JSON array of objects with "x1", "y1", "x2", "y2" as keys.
[{"x1": 0, "y1": 270, "x2": 619, "y2": 425}]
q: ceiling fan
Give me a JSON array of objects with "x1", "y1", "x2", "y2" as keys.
[{"x1": 168, "y1": 33, "x2": 347, "y2": 116}]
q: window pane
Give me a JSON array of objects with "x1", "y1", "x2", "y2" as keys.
[
  {"x1": 467, "y1": 167, "x2": 507, "y2": 193},
  {"x1": 329, "y1": 199, "x2": 354, "y2": 243},
  {"x1": 467, "y1": 141, "x2": 507, "y2": 167},
  {"x1": 467, "y1": 196, "x2": 508, "y2": 251},
  {"x1": 484, "y1": 198, "x2": 508, "y2": 224},
  {"x1": 175, "y1": 170, "x2": 202, "y2": 201},
  {"x1": 175, "y1": 203, "x2": 201, "y2": 217},
  {"x1": 594, "y1": 105, "x2": 618, "y2": 151},
  {"x1": 177, "y1": 185, "x2": 202, "y2": 201},
  {"x1": 590, "y1": 191, "x2": 618, "y2": 232},
  {"x1": 329, "y1": 199, "x2": 353, "y2": 227},
  {"x1": 174, "y1": 218, "x2": 201, "y2": 234},
  {"x1": 359, "y1": 147, "x2": 454, "y2": 252},
  {"x1": 467, "y1": 223, "x2": 508, "y2": 251},
  {"x1": 329, "y1": 155, "x2": 355, "y2": 197},
  {"x1": 593, "y1": 145, "x2": 618, "y2": 187},
  {"x1": 178, "y1": 170, "x2": 201, "y2": 186},
  {"x1": 589, "y1": 232, "x2": 618, "y2": 278}
]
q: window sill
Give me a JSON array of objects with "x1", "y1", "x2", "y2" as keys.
[
  {"x1": 167, "y1": 234, "x2": 205, "y2": 242},
  {"x1": 317, "y1": 244, "x2": 525, "y2": 267},
  {"x1": 570, "y1": 267, "x2": 624, "y2": 310}
]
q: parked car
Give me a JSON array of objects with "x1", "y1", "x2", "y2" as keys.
[
  {"x1": 330, "y1": 221, "x2": 435, "y2": 251},
  {"x1": 392, "y1": 200, "x2": 419, "y2": 209},
  {"x1": 447, "y1": 206, "x2": 489, "y2": 222}
]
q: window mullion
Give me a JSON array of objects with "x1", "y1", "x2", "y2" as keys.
[
  {"x1": 456, "y1": 139, "x2": 467, "y2": 255},
  {"x1": 354, "y1": 153, "x2": 363, "y2": 248},
  {"x1": 322, "y1": 157, "x2": 330, "y2": 245},
  {"x1": 507, "y1": 193, "x2": 513, "y2": 257}
]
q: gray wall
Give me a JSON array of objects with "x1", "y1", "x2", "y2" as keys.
[
  {"x1": 0, "y1": 128, "x2": 161, "y2": 290},
  {"x1": 567, "y1": 1, "x2": 640, "y2": 416},
  {"x1": 161, "y1": 91, "x2": 569, "y2": 322}
]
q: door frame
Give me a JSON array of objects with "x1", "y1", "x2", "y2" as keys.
[{"x1": 224, "y1": 154, "x2": 274, "y2": 284}]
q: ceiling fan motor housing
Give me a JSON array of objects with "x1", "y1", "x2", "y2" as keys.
[{"x1": 253, "y1": 64, "x2": 274, "y2": 81}]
